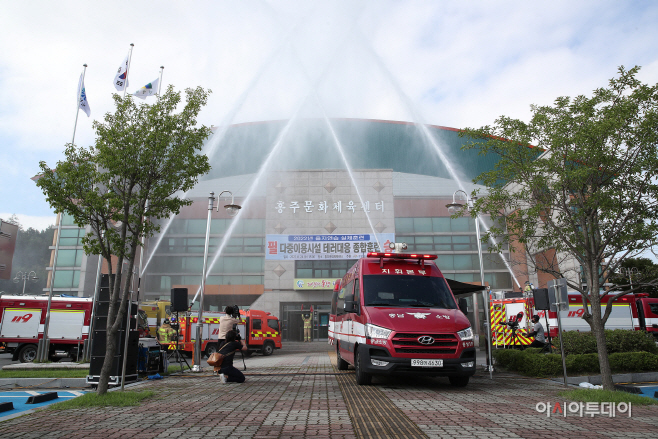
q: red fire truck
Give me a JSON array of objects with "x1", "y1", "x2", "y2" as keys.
[
  {"x1": 330, "y1": 251, "x2": 476, "y2": 387},
  {"x1": 489, "y1": 290, "x2": 658, "y2": 348},
  {"x1": 0, "y1": 295, "x2": 93, "y2": 362},
  {"x1": 164, "y1": 309, "x2": 282, "y2": 357}
]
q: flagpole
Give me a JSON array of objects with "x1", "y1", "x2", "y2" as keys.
[
  {"x1": 120, "y1": 42, "x2": 135, "y2": 390},
  {"x1": 71, "y1": 63, "x2": 87, "y2": 145},
  {"x1": 123, "y1": 43, "x2": 134, "y2": 98},
  {"x1": 158, "y1": 66, "x2": 164, "y2": 96}
]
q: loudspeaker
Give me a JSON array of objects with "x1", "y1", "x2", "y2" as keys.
[
  {"x1": 93, "y1": 316, "x2": 137, "y2": 333},
  {"x1": 91, "y1": 330, "x2": 138, "y2": 357},
  {"x1": 533, "y1": 288, "x2": 551, "y2": 311},
  {"x1": 89, "y1": 352, "x2": 138, "y2": 376},
  {"x1": 171, "y1": 288, "x2": 189, "y2": 312}
]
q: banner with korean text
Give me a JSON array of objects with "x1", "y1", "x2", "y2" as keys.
[
  {"x1": 294, "y1": 279, "x2": 340, "y2": 290},
  {"x1": 266, "y1": 233, "x2": 395, "y2": 260}
]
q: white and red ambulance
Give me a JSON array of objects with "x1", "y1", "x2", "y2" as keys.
[
  {"x1": 330, "y1": 251, "x2": 476, "y2": 386},
  {"x1": 0, "y1": 295, "x2": 93, "y2": 362}
]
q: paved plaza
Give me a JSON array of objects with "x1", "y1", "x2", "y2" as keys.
[{"x1": 1, "y1": 343, "x2": 657, "y2": 438}]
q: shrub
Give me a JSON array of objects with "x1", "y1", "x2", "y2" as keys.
[
  {"x1": 493, "y1": 350, "x2": 658, "y2": 377},
  {"x1": 519, "y1": 353, "x2": 562, "y2": 377},
  {"x1": 605, "y1": 329, "x2": 658, "y2": 354},
  {"x1": 555, "y1": 329, "x2": 658, "y2": 355},
  {"x1": 609, "y1": 352, "x2": 658, "y2": 373},
  {"x1": 524, "y1": 347, "x2": 542, "y2": 355},
  {"x1": 492, "y1": 349, "x2": 524, "y2": 369},
  {"x1": 565, "y1": 354, "x2": 600, "y2": 374}
]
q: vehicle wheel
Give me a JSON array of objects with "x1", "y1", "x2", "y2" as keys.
[
  {"x1": 204, "y1": 343, "x2": 218, "y2": 358},
  {"x1": 354, "y1": 348, "x2": 372, "y2": 385},
  {"x1": 243, "y1": 350, "x2": 254, "y2": 357},
  {"x1": 449, "y1": 376, "x2": 470, "y2": 387},
  {"x1": 262, "y1": 341, "x2": 274, "y2": 356},
  {"x1": 18, "y1": 344, "x2": 38, "y2": 363},
  {"x1": 336, "y1": 345, "x2": 348, "y2": 371}
]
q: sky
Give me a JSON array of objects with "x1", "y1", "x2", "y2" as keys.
[{"x1": 1, "y1": 0, "x2": 658, "y2": 232}]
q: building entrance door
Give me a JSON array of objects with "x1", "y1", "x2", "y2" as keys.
[
  {"x1": 318, "y1": 312, "x2": 329, "y2": 339},
  {"x1": 288, "y1": 312, "x2": 304, "y2": 342}
]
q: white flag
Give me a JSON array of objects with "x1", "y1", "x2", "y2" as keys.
[
  {"x1": 113, "y1": 54, "x2": 130, "y2": 91},
  {"x1": 78, "y1": 73, "x2": 91, "y2": 117},
  {"x1": 134, "y1": 78, "x2": 159, "y2": 99}
]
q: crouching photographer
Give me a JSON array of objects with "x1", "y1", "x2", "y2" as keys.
[
  {"x1": 213, "y1": 329, "x2": 248, "y2": 383},
  {"x1": 217, "y1": 305, "x2": 241, "y2": 347}
]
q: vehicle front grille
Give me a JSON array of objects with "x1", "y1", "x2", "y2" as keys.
[{"x1": 392, "y1": 332, "x2": 458, "y2": 355}]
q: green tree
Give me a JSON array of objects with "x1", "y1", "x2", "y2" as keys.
[
  {"x1": 36, "y1": 86, "x2": 212, "y2": 394},
  {"x1": 608, "y1": 257, "x2": 658, "y2": 298},
  {"x1": 0, "y1": 216, "x2": 55, "y2": 295},
  {"x1": 460, "y1": 66, "x2": 658, "y2": 390}
]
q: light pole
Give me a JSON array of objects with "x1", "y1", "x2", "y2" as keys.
[
  {"x1": 618, "y1": 267, "x2": 640, "y2": 289},
  {"x1": 446, "y1": 190, "x2": 494, "y2": 379},
  {"x1": 192, "y1": 190, "x2": 241, "y2": 372},
  {"x1": 13, "y1": 271, "x2": 39, "y2": 295}
]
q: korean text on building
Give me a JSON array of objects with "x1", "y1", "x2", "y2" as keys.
[{"x1": 266, "y1": 234, "x2": 395, "y2": 260}]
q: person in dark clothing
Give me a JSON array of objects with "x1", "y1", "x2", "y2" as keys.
[
  {"x1": 216, "y1": 329, "x2": 247, "y2": 383},
  {"x1": 527, "y1": 315, "x2": 547, "y2": 348}
]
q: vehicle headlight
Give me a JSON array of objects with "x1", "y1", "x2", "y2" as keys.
[
  {"x1": 365, "y1": 324, "x2": 392, "y2": 339},
  {"x1": 457, "y1": 327, "x2": 473, "y2": 341}
]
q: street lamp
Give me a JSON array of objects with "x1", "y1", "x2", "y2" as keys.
[
  {"x1": 618, "y1": 267, "x2": 640, "y2": 289},
  {"x1": 446, "y1": 189, "x2": 494, "y2": 379},
  {"x1": 193, "y1": 190, "x2": 241, "y2": 372},
  {"x1": 13, "y1": 271, "x2": 39, "y2": 295}
]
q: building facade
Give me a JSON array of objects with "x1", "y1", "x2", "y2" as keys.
[{"x1": 46, "y1": 119, "x2": 532, "y2": 343}]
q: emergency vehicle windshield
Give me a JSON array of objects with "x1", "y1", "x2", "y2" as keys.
[{"x1": 363, "y1": 275, "x2": 457, "y2": 309}]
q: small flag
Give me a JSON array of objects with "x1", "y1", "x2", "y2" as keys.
[
  {"x1": 78, "y1": 73, "x2": 90, "y2": 117},
  {"x1": 113, "y1": 54, "x2": 130, "y2": 91},
  {"x1": 134, "y1": 78, "x2": 159, "y2": 99}
]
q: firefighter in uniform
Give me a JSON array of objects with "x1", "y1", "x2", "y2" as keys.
[
  {"x1": 157, "y1": 319, "x2": 175, "y2": 344},
  {"x1": 302, "y1": 314, "x2": 312, "y2": 342}
]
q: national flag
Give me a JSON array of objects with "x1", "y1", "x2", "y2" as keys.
[
  {"x1": 77, "y1": 73, "x2": 90, "y2": 117},
  {"x1": 113, "y1": 54, "x2": 130, "y2": 91},
  {"x1": 134, "y1": 77, "x2": 159, "y2": 99}
]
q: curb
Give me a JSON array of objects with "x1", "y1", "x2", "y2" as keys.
[
  {"x1": 0, "y1": 378, "x2": 89, "y2": 389},
  {"x1": 551, "y1": 371, "x2": 658, "y2": 385},
  {"x1": 2, "y1": 364, "x2": 90, "y2": 371}
]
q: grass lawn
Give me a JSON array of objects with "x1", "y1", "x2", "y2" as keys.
[
  {"x1": 558, "y1": 389, "x2": 658, "y2": 406},
  {"x1": 0, "y1": 369, "x2": 89, "y2": 379},
  {"x1": 49, "y1": 390, "x2": 155, "y2": 410}
]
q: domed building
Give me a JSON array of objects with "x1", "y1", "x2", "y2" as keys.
[
  {"x1": 143, "y1": 118, "x2": 519, "y2": 341},
  {"x1": 48, "y1": 118, "x2": 527, "y2": 343}
]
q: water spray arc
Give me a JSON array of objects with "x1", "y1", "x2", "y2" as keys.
[
  {"x1": 141, "y1": 7, "x2": 323, "y2": 277},
  {"x1": 193, "y1": 110, "x2": 304, "y2": 301},
  {"x1": 355, "y1": 30, "x2": 521, "y2": 289}
]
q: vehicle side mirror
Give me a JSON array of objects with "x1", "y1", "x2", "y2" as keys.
[
  {"x1": 458, "y1": 298, "x2": 468, "y2": 315},
  {"x1": 344, "y1": 294, "x2": 357, "y2": 314}
]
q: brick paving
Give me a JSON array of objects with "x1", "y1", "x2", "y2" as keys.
[{"x1": 0, "y1": 344, "x2": 657, "y2": 438}]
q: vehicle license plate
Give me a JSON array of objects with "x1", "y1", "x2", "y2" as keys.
[{"x1": 411, "y1": 359, "x2": 443, "y2": 367}]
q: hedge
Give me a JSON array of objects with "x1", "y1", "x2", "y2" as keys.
[
  {"x1": 556, "y1": 329, "x2": 658, "y2": 356},
  {"x1": 492, "y1": 349, "x2": 658, "y2": 377}
]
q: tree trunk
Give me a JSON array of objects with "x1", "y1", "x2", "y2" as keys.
[
  {"x1": 96, "y1": 245, "x2": 138, "y2": 395},
  {"x1": 589, "y1": 300, "x2": 614, "y2": 390}
]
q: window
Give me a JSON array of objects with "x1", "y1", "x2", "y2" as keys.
[
  {"x1": 57, "y1": 249, "x2": 83, "y2": 267},
  {"x1": 362, "y1": 275, "x2": 456, "y2": 309},
  {"x1": 295, "y1": 260, "x2": 357, "y2": 278},
  {"x1": 268, "y1": 319, "x2": 279, "y2": 331},
  {"x1": 59, "y1": 228, "x2": 85, "y2": 246},
  {"x1": 648, "y1": 304, "x2": 658, "y2": 316},
  {"x1": 53, "y1": 270, "x2": 80, "y2": 288},
  {"x1": 252, "y1": 319, "x2": 262, "y2": 330}
]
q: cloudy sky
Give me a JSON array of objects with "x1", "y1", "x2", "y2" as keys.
[{"x1": 1, "y1": 0, "x2": 657, "y2": 231}]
